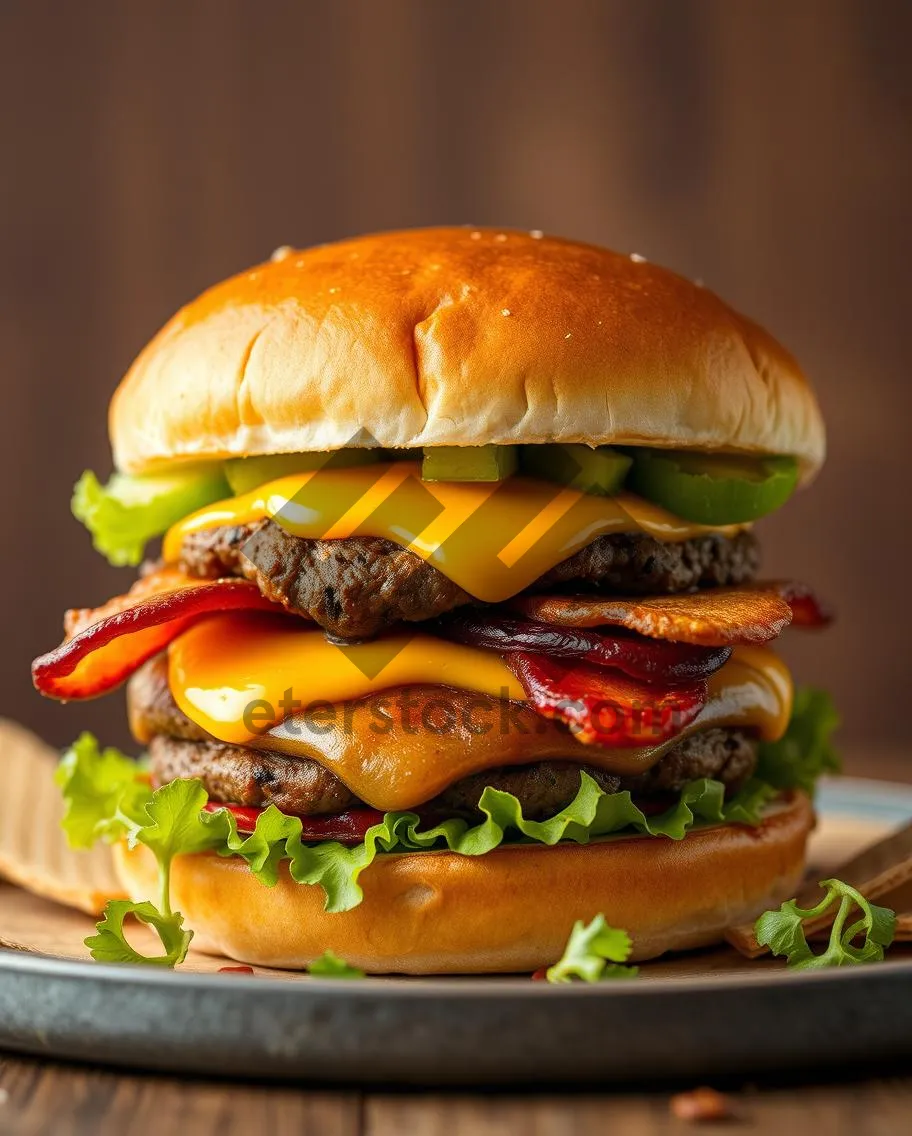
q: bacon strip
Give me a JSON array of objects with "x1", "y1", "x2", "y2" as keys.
[
  {"x1": 509, "y1": 581, "x2": 831, "y2": 647},
  {"x1": 765, "y1": 579, "x2": 834, "y2": 628},
  {"x1": 32, "y1": 570, "x2": 284, "y2": 701},
  {"x1": 436, "y1": 612, "x2": 731, "y2": 684},
  {"x1": 62, "y1": 566, "x2": 198, "y2": 638},
  {"x1": 504, "y1": 652, "x2": 707, "y2": 746}
]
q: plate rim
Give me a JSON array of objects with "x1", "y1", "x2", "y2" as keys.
[
  {"x1": 817, "y1": 774, "x2": 912, "y2": 818},
  {"x1": 3, "y1": 945, "x2": 912, "y2": 998}
]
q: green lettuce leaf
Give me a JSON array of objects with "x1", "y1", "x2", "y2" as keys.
[
  {"x1": 756, "y1": 686, "x2": 840, "y2": 793},
  {"x1": 307, "y1": 950, "x2": 365, "y2": 979},
  {"x1": 72, "y1": 465, "x2": 230, "y2": 567},
  {"x1": 755, "y1": 878, "x2": 896, "y2": 969},
  {"x1": 57, "y1": 740, "x2": 214, "y2": 965},
  {"x1": 85, "y1": 900, "x2": 193, "y2": 967},
  {"x1": 546, "y1": 914, "x2": 638, "y2": 982},
  {"x1": 55, "y1": 732, "x2": 151, "y2": 847}
]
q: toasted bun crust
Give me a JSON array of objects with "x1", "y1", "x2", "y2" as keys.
[
  {"x1": 114, "y1": 791, "x2": 813, "y2": 974},
  {"x1": 110, "y1": 228, "x2": 825, "y2": 480}
]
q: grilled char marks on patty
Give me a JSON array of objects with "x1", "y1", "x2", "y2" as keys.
[
  {"x1": 132, "y1": 657, "x2": 758, "y2": 820},
  {"x1": 179, "y1": 520, "x2": 760, "y2": 639},
  {"x1": 180, "y1": 521, "x2": 471, "y2": 639},
  {"x1": 149, "y1": 734, "x2": 359, "y2": 815}
]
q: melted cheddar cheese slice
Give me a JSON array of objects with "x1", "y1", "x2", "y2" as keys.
[
  {"x1": 163, "y1": 464, "x2": 745, "y2": 602},
  {"x1": 168, "y1": 613, "x2": 793, "y2": 809},
  {"x1": 170, "y1": 613, "x2": 524, "y2": 744}
]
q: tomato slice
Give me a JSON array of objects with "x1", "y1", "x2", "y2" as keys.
[{"x1": 202, "y1": 802, "x2": 386, "y2": 844}]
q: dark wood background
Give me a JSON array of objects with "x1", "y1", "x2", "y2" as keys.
[{"x1": 2, "y1": 0, "x2": 910, "y2": 767}]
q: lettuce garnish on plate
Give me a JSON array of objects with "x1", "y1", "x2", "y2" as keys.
[
  {"x1": 755, "y1": 880, "x2": 896, "y2": 969},
  {"x1": 307, "y1": 950, "x2": 365, "y2": 979},
  {"x1": 545, "y1": 915, "x2": 638, "y2": 983}
]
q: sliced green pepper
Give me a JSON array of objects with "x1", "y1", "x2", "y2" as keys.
[
  {"x1": 520, "y1": 444, "x2": 632, "y2": 496},
  {"x1": 626, "y1": 449, "x2": 799, "y2": 524},
  {"x1": 421, "y1": 445, "x2": 518, "y2": 482},
  {"x1": 224, "y1": 449, "x2": 380, "y2": 495}
]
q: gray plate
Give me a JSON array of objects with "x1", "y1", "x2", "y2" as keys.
[
  {"x1": 2, "y1": 953, "x2": 912, "y2": 1084},
  {"x1": 2, "y1": 776, "x2": 912, "y2": 1086}
]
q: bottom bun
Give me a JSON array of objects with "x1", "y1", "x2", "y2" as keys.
[{"x1": 115, "y1": 791, "x2": 813, "y2": 974}]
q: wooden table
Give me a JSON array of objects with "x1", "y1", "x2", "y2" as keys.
[{"x1": 2, "y1": 1052, "x2": 912, "y2": 1134}]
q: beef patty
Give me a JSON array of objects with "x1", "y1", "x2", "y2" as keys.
[
  {"x1": 149, "y1": 729, "x2": 757, "y2": 820},
  {"x1": 179, "y1": 521, "x2": 760, "y2": 639},
  {"x1": 132, "y1": 657, "x2": 758, "y2": 820}
]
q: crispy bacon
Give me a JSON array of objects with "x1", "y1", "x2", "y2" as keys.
[
  {"x1": 62, "y1": 566, "x2": 197, "y2": 638},
  {"x1": 436, "y1": 613, "x2": 731, "y2": 684},
  {"x1": 32, "y1": 570, "x2": 284, "y2": 701},
  {"x1": 504, "y1": 652, "x2": 707, "y2": 746},
  {"x1": 509, "y1": 581, "x2": 830, "y2": 646},
  {"x1": 764, "y1": 579, "x2": 833, "y2": 628}
]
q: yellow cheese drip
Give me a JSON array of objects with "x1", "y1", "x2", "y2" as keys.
[{"x1": 162, "y1": 464, "x2": 745, "y2": 603}]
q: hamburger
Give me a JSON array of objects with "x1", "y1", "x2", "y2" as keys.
[{"x1": 32, "y1": 227, "x2": 837, "y2": 974}]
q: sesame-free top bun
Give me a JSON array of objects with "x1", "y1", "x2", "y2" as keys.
[
  {"x1": 113, "y1": 791, "x2": 813, "y2": 974},
  {"x1": 110, "y1": 228, "x2": 825, "y2": 480}
]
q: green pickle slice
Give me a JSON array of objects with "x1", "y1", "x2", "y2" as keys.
[
  {"x1": 520, "y1": 444, "x2": 632, "y2": 495},
  {"x1": 224, "y1": 449, "x2": 381, "y2": 495},
  {"x1": 421, "y1": 445, "x2": 518, "y2": 482},
  {"x1": 627, "y1": 449, "x2": 799, "y2": 524}
]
